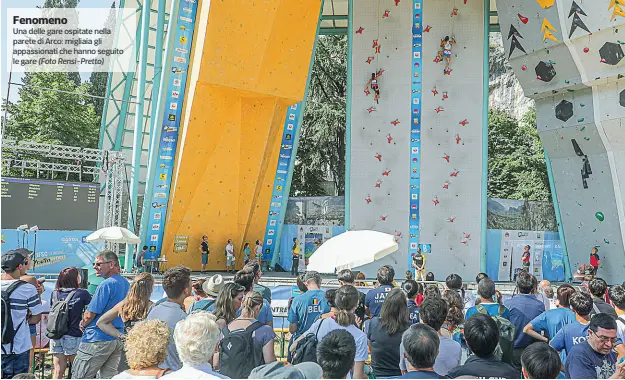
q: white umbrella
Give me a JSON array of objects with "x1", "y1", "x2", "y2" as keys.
[
  {"x1": 86, "y1": 227, "x2": 141, "y2": 245},
  {"x1": 306, "y1": 230, "x2": 398, "y2": 273}
]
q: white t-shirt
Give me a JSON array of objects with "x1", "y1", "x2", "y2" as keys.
[
  {"x1": 305, "y1": 318, "x2": 368, "y2": 363},
  {"x1": 225, "y1": 244, "x2": 234, "y2": 257},
  {"x1": 255, "y1": 245, "x2": 262, "y2": 257},
  {"x1": 1, "y1": 279, "x2": 46, "y2": 354}
]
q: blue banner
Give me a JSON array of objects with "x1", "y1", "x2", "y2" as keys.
[
  {"x1": 143, "y1": 0, "x2": 199, "y2": 259},
  {"x1": 0, "y1": 229, "x2": 104, "y2": 274},
  {"x1": 408, "y1": 0, "x2": 423, "y2": 267},
  {"x1": 261, "y1": 103, "x2": 302, "y2": 262}
]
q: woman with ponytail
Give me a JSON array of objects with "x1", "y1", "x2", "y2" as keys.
[{"x1": 291, "y1": 285, "x2": 368, "y2": 379}]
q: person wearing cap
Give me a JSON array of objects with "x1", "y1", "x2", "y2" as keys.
[
  {"x1": 190, "y1": 274, "x2": 223, "y2": 313},
  {"x1": 1, "y1": 249, "x2": 45, "y2": 379},
  {"x1": 249, "y1": 361, "x2": 322, "y2": 379}
]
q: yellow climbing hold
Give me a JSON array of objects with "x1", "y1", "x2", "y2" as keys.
[
  {"x1": 611, "y1": 4, "x2": 625, "y2": 20},
  {"x1": 536, "y1": 0, "x2": 555, "y2": 8},
  {"x1": 541, "y1": 18, "x2": 560, "y2": 43}
]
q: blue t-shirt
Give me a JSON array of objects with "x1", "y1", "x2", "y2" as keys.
[
  {"x1": 504, "y1": 294, "x2": 545, "y2": 348},
  {"x1": 465, "y1": 303, "x2": 511, "y2": 320},
  {"x1": 287, "y1": 289, "x2": 330, "y2": 339},
  {"x1": 564, "y1": 341, "x2": 618, "y2": 379},
  {"x1": 407, "y1": 300, "x2": 420, "y2": 324},
  {"x1": 82, "y1": 274, "x2": 130, "y2": 343},
  {"x1": 530, "y1": 308, "x2": 576, "y2": 340},
  {"x1": 396, "y1": 370, "x2": 442, "y2": 379},
  {"x1": 235, "y1": 299, "x2": 273, "y2": 325},
  {"x1": 365, "y1": 284, "x2": 395, "y2": 318},
  {"x1": 550, "y1": 320, "x2": 589, "y2": 357},
  {"x1": 190, "y1": 298, "x2": 217, "y2": 313}
]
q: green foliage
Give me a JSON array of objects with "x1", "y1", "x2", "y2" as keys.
[
  {"x1": 488, "y1": 108, "x2": 551, "y2": 201},
  {"x1": 4, "y1": 72, "x2": 99, "y2": 148},
  {"x1": 291, "y1": 35, "x2": 347, "y2": 197}
]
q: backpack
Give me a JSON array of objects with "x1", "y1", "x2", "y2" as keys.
[
  {"x1": 1, "y1": 280, "x2": 26, "y2": 353},
  {"x1": 291, "y1": 318, "x2": 326, "y2": 365},
  {"x1": 218, "y1": 321, "x2": 265, "y2": 378},
  {"x1": 46, "y1": 289, "x2": 79, "y2": 340},
  {"x1": 476, "y1": 304, "x2": 515, "y2": 364}
]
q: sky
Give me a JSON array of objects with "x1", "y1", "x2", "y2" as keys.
[{"x1": 1, "y1": 0, "x2": 115, "y2": 102}]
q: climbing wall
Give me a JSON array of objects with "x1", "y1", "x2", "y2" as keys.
[
  {"x1": 495, "y1": 0, "x2": 625, "y2": 283},
  {"x1": 349, "y1": 0, "x2": 485, "y2": 279},
  {"x1": 349, "y1": 0, "x2": 413, "y2": 276},
  {"x1": 418, "y1": 0, "x2": 485, "y2": 278}
]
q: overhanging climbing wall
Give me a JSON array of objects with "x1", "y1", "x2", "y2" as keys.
[
  {"x1": 419, "y1": 0, "x2": 485, "y2": 278},
  {"x1": 349, "y1": 0, "x2": 485, "y2": 279},
  {"x1": 496, "y1": 0, "x2": 625, "y2": 283}
]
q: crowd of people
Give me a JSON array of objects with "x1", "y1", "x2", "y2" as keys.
[{"x1": 2, "y1": 247, "x2": 625, "y2": 379}]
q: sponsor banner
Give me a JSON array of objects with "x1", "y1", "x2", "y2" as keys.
[
  {"x1": 261, "y1": 103, "x2": 302, "y2": 262},
  {"x1": 143, "y1": 0, "x2": 198, "y2": 259},
  {"x1": 408, "y1": 0, "x2": 423, "y2": 267}
]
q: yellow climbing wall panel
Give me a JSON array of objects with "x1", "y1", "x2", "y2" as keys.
[{"x1": 161, "y1": 0, "x2": 322, "y2": 270}]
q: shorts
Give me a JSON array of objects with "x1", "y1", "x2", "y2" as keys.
[
  {"x1": 226, "y1": 255, "x2": 235, "y2": 266},
  {"x1": 201, "y1": 254, "x2": 208, "y2": 265},
  {"x1": 443, "y1": 50, "x2": 452, "y2": 57},
  {"x1": 49, "y1": 335, "x2": 82, "y2": 356}
]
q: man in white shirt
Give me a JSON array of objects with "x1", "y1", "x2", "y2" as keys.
[
  {"x1": 225, "y1": 240, "x2": 235, "y2": 273},
  {"x1": 1, "y1": 249, "x2": 45, "y2": 379},
  {"x1": 537, "y1": 280, "x2": 553, "y2": 311},
  {"x1": 161, "y1": 311, "x2": 228, "y2": 379},
  {"x1": 609, "y1": 285, "x2": 625, "y2": 343}
]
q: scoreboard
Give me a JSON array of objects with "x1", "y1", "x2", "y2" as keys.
[{"x1": 1, "y1": 177, "x2": 99, "y2": 230}]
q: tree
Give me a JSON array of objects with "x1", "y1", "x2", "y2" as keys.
[
  {"x1": 488, "y1": 107, "x2": 551, "y2": 201},
  {"x1": 88, "y1": 2, "x2": 116, "y2": 124},
  {"x1": 291, "y1": 35, "x2": 347, "y2": 196}
]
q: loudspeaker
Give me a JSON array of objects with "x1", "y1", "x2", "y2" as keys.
[{"x1": 274, "y1": 263, "x2": 287, "y2": 272}]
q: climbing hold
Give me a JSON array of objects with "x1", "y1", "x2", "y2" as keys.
[
  {"x1": 442, "y1": 92, "x2": 449, "y2": 100},
  {"x1": 459, "y1": 119, "x2": 469, "y2": 126},
  {"x1": 450, "y1": 170, "x2": 459, "y2": 177},
  {"x1": 383, "y1": 10, "x2": 390, "y2": 18},
  {"x1": 366, "y1": 56, "x2": 374, "y2": 64},
  {"x1": 375, "y1": 180, "x2": 382, "y2": 188},
  {"x1": 578, "y1": 117, "x2": 585, "y2": 122},
  {"x1": 569, "y1": 2, "x2": 590, "y2": 38},
  {"x1": 580, "y1": 103, "x2": 585, "y2": 107},
  {"x1": 443, "y1": 182, "x2": 449, "y2": 189},
  {"x1": 433, "y1": 198, "x2": 440, "y2": 206},
  {"x1": 375, "y1": 45, "x2": 381, "y2": 54},
  {"x1": 432, "y1": 87, "x2": 439, "y2": 96},
  {"x1": 620, "y1": 90, "x2": 625, "y2": 107},
  {"x1": 578, "y1": 202, "x2": 582, "y2": 206},
  {"x1": 580, "y1": 126, "x2": 586, "y2": 131},
  {"x1": 451, "y1": 8, "x2": 458, "y2": 17},
  {"x1": 424, "y1": 25, "x2": 432, "y2": 33},
  {"x1": 380, "y1": 214, "x2": 388, "y2": 221},
  {"x1": 567, "y1": 89, "x2": 575, "y2": 93},
  {"x1": 463, "y1": 233, "x2": 471, "y2": 239},
  {"x1": 394, "y1": 0, "x2": 400, "y2": 6},
  {"x1": 365, "y1": 195, "x2": 372, "y2": 204},
  {"x1": 555, "y1": 100, "x2": 574, "y2": 122},
  {"x1": 536, "y1": 0, "x2": 555, "y2": 9},
  {"x1": 372, "y1": 39, "x2": 379, "y2": 48},
  {"x1": 518, "y1": 13, "x2": 529, "y2": 24},
  {"x1": 364, "y1": 88, "x2": 371, "y2": 96},
  {"x1": 541, "y1": 18, "x2": 560, "y2": 43},
  {"x1": 455, "y1": 135, "x2": 461, "y2": 144},
  {"x1": 564, "y1": 80, "x2": 570, "y2": 84},
  {"x1": 583, "y1": 47, "x2": 590, "y2": 53},
  {"x1": 382, "y1": 169, "x2": 391, "y2": 176},
  {"x1": 375, "y1": 153, "x2": 382, "y2": 161},
  {"x1": 444, "y1": 68, "x2": 453, "y2": 75},
  {"x1": 391, "y1": 119, "x2": 400, "y2": 126},
  {"x1": 448, "y1": 217, "x2": 456, "y2": 223},
  {"x1": 599, "y1": 42, "x2": 624, "y2": 65},
  {"x1": 610, "y1": 1, "x2": 625, "y2": 21},
  {"x1": 522, "y1": 65, "x2": 527, "y2": 71},
  {"x1": 595, "y1": 211, "x2": 605, "y2": 222},
  {"x1": 584, "y1": 136, "x2": 590, "y2": 141},
  {"x1": 442, "y1": 154, "x2": 450, "y2": 162},
  {"x1": 435, "y1": 106, "x2": 445, "y2": 113},
  {"x1": 356, "y1": 27, "x2": 365, "y2": 34},
  {"x1": 604, "y1": 238, "x2": 610, "y2": 244},
  {"x1": 376, "y1": 69, "x2": 385, "y2": 77},
  {"x1": 535, "y1": 61, "x2": 557, "y2": 82},
  {"x1": 367, "y1": 107, "x2": 376, "y2": 113},
  {"x1": 387, "y1": 134, "x2": 393, "y2": 144},
  {"x1": 433, "y1": 56, "x2": 442, "y2": 63}
]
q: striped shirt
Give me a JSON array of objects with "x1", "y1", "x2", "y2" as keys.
[{"x1": 1, "y1": 279, "x2": 45, "y2": 354}]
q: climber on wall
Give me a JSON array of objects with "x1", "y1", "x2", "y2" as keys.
[
  {"x1": 365, "y1": 72, "x2": 381, "y2": 104},
  {"x1": 441, "y1": 36, "x2": 456, "y2": 74}
]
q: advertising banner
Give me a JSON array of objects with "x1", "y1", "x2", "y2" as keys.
[
  {"x1": 408, "y1": 0, "x2": 424, "y2": 267},
  {"x1": 143, "y1": 0, "x2": 198, "y2": 259}
]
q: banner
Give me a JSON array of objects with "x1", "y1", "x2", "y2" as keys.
[
  {"x1": 261, "y1": 103, "x2": 302, "y2": 262},
  {"x1": 408, "y1": 0, "x2": 424, "y2": 267},
  {"x1": 143, "y1": 0, "x2": 199, "y2": 259},
  {"x1": 1, "y1": 229, "x2": 104, "y2": 274}
]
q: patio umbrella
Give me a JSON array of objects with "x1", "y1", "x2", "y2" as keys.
[
  {"x1": 86, "y1": 226, "x2": 141, "y2": 245},
  {"x1": 306, "y1": 230, "x2": 398, "y2": 273}
]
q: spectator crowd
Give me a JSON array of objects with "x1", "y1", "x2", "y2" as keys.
[{"x1": 2, "y1": 248, "x2": 625, "y2": 379}]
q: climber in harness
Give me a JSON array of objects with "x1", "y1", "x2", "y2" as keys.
[
  {"x1": 366, "y1": 72, "x2": 381, "y2": 104},
  {"x1": 441, "y1": 36, "x2": 456, "y2": 74}
]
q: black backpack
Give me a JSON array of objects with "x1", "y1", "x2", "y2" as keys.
[
  {"x1": 46, "y1": 289, "x2": 79, "y2": 340},
  {"x1": 1, "y1": 280, "x2": 27, "y2": 353},
  {"x1": 291, "y1": 318, "x2": 326, "y2": 364},
  {"x1": 218, "y1": 321, "x2": 265, "y2": 378}
]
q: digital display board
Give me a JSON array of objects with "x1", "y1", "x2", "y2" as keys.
[{"x1": 1, "y1": 177, "x2": 99, "y2": 230}]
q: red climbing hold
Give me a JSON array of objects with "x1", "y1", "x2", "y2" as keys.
[
  {"x1": 463, "y1": 233, "x2": 471, "y2": 239},
  {"x1": 382, "y1": 169, "x2": 391, "y2": 176},
  {"x1": 394, "y1": 0, "x2": 400, "y2": 6},
  {"x1": 464, "y1": 0, "x2": 468, "y2": 3},
  {"x1": 367, "y1": 107, "x2": 376, "y2": 113},
  {"x1": 448, "y1": 217, "x2": 455, "y2": 223},
  {"x1": 387, "y1": 134, "x2": 393, "y2": 144},
  {"x1": 356, "y1": 27, "x2": 365, "y2": 34},
  {"x1": 375, "y1": 45, "x2": 381, "y2": 54},
  {"x1": 424, "y1": 25, "x2": 432, "y2": 33},
  {"x1": 432, "y1": 87, "x2": 439, "y2": 96},
  {"x1": 375, "y1": 153, "x2": 382, "y2": 161},
  {"x1": 391, "y1": 119, "x2": 400, "y2": 126},
  {"x1": 459, "y1": 119, "x2": 469, "y2": 126},
  {"x1": 443, "y1": 183, "x2": 449, "y2": 189},
  {"x1": 364, "y1": 88, "x2": 371, "y2": 96},
  {"x1": 450, "y1": 170, "x2": 459, "y2": 177},
  {"x1": 433, "y1": 198, "x2": 440, "y2": 206},
  {"x1": 444, "y1": 68, "x2": 453, "y2": 75},
  {"x1": 365, "y1": 195, "x2": 372, "y2": 204},
  {"x1": 442, "y1": 154, "x2": 450, "y2": 162},
  {"x1": 583, "y1": 47, "x2": 590, "y2": 53},
  {"x1": 435, "y1": 106, "x2": 445, "y2": 113},
  {"x1": 375, "y1": 180, "x2": 382, "y2": 188},
  {"x1": 434, "y1": 56, "x2": 442, "y2": 63},
  {"x1": 451, "y1": 8, "x2": 458, "y2": 17},
  {"x1": 442, "y1": 92, "x2": 449, "y2": 100},
  {"x1": 381, "y1": 214, "x2": 388, "y2": 221},
  {"x1": 395, "y1": 231, "x2": 402, "y2": 238},
  {"x1": 455, "y1": 135, "x2": 461, "y2": 144},
  {"x1": 366, "y1": 56, "x2": 374, "y2": 64},
  {"x1": 522, "y1": 65, "x2": 527, "y2": 71},
  {"x1": 383, "y1": 10, "x2": 390, "y2": 18},
  {"x1": 372, "y1": 39, "x2": 379, "y2": 48},
  {"x1": 461, "y1": 240, "x2": 468, "y2": 245},
  {"x1": 376, "y1": 69, "x2": 385, "y2": 77},
  {"x1": 518, "y1": 13, "x2": 529, "y2": 24}
]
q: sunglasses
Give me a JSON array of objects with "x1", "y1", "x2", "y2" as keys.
[{"x1": 93, "y1": 260, "x2": 113, "y2": 268}]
